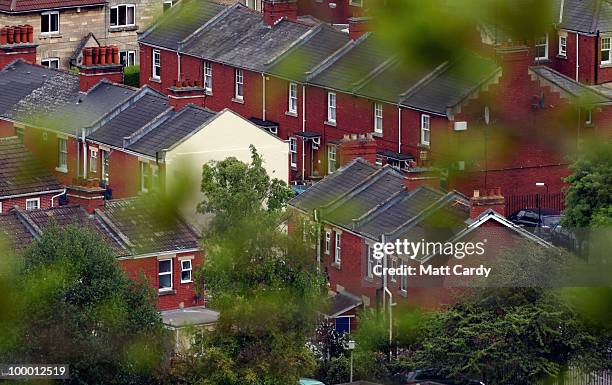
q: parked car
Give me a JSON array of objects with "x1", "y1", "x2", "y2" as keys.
[
  {"x1": 393, "y1": 369, "x2": 485, "y2": 385},
  {"x1": 507, "y1": 208, "x2": 562, "y2": 239},
  {"x1": 550, "y1": 224, "x2": 589, "y2": 256},
  {"x1": 299, "y1": 378, "x2": 326, "y2": 385}
]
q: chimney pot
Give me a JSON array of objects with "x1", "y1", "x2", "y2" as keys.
[
  {"x1": 20, "y1": 25, "x2": 27, "y2": 43},
  {"x1": 92, "y1": 47, "x2": 99, "y2": 65},
  {"x1": 112, "y1": 45, "x2": 119, "y2": 64},
  {"x1": 0, "y1": 28, "x2": 7, "y2": 45},
  {"x1": 27, "y1": 25, "x2": 33, "y2": 43},
  {"x1": 7, "y1": 27, "x2": 14, "y2": 44},
  {"x1": 13, "y1": 26, "x2": 20, "y2": 44},
  {"x1": 473, "y1": 189, "x2": 480, "y2": 198},
  {"x1": 99, "y1": 47, "x2": 107, "y2": 65}
]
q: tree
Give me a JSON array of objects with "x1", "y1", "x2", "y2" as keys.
[
  {"x1": 563, "y1": 142, "x2": 612, "y2": 228},
  {"x1": 2, "y1": 225, "x2": 170, "y2": 385},
  {"x1": 198, "y1": 145, "x2": 294, "y2": 232}
]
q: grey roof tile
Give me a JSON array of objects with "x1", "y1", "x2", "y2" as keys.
[
  {"x1": 530, "y1": 65, "x2": 612, "y2": 104},
  {"x1": 0, "y1": 211, "x2": 34, "y2": 253},
  {"x1": 556, "y1": 0, "x2": 612, "y2": 33}
]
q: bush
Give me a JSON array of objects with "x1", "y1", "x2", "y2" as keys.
[{"x1": 124, "y1": 65, "x2": 140, "y2": 88}]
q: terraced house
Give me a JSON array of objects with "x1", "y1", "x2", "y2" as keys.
[{"x1": 0, "y1": 0, "x2": 167, "y2": 69}]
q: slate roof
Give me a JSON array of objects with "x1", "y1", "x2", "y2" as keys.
[
  {"x1": 325, "y1": 291, "x2": 362, "y2": 317},
  {"x1": 266, "y1": 23, "x2": 350, "y2": 82},
  {"x1": 0, "y1": 136, "x2": 63, "y2": 198},
  {"x1": 100, "y1": 198, "x2": 200, "y2": 255},
  {"x1": 289, "y1": 158, "x2": 379, "y2": 212},
  {"x1": 87, "y1": 88, "x2": 171, "y2": 147},
  {"x1": 139, "y1": 0, "x2": 226, "y2": 50},
  {"x1": 0, "y1": 212, "x2": 34, "y2": 252},
  {"x1": 127, "y1": 104, "x2": 216, "y2": 157},
  {"x1": 400, "y1": 54, "x2": 501, "y2": 115},
  {"x1": 180, "y1": 4, "x2": 311, "y2": 73},
  {"x1": 0, "y1": 0, "x2": 105, "y2": 12},
  {"x1": 529, "y1": 66, "x2": 612, "y2": 104},
  {"x1": 555, "y1": 0, "x2": 612, "y2": 33}
]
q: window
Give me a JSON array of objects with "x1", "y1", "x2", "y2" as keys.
[
  {"x1": 41, "y1": 11, "x2": 59, "y2": 34},
  {"x1": 101, "y1": 150, "x2": 110, "y2": 183},
  {"x1": 586, "y1": 109, "x2": 593, "y2": 126},
  {"x1": 119, "y1": 50, "x2": 136, "y2": 66},
  {"x1": 90, "y1": 148, "x2": 97, "y2": 173},
  {"x1": 140, "y1": 161, "x2": 150, "y2": 192},
  {"x1": 374, "y1": 103, "x2": 383, "y2": 134},
  {"x1": 163, "y1": 0, "x2": 173, "y2": 12},
  {"x1": 181, "y1": 259, "x2": 192, "y2": 283},
  {"x1": 324, "y1": 230, "x2": 331, "y2": 254},
  {"x1": 289, "y1": 137, "x2": 297, "y2": 168},
  {"x1": 204, "y1": 61, "x2": 212, "y2": 92},
  {"x1": 26, "y1": 198, "x2": 40, "y2": 211},
  {"x1": 158, "y1": 259, "x2": 172, "y2": 290},
  {"x1": 535, "y1": 34, "x2": 548, "y2": 60},
  {"x1": 235, "y1": 69, "x2": 244, "y2": 100},
  {"x1": 400, "y1": 260, "x2": 407, "y2": 292},
  {"x1": 151, "y1": 164, "x2": 159, "y2": 190},
  {"x1": 58, "y1": 138, "x2": 67, "y2": 170},
  {"x1": 41, "y1": 58, "x2": 59, "y2": 69},
  {"x1": 602, "y1": 37, "x2": 611, "y2": 64},
  {"x1": 288, "y1": 82, "x2": 298, "y2": 113},
  {"x1": 350, "y1": 0, "x2": 363, "y2": 6},
  {"x1": 334, "y1": 231, "x2": 341, "y2": 265},
  {"x1": 152, "y1": 49, "x2": 161, "y2": 80},
  {"x1": 559, "y1": 33, "x2": 567, "y2": 57},
  {"x1": 0, "y1": 202, "x2": 2, "y2": 214},
  {"x1": 390, "y1": 258, "x2": 397, "y2": 282},
  {"x1": 420, "y1": 114, "x2": 430, "y2": 145},
  {"x1": 110, "y1": 4, "x2": 135, "y2": 27},
  {"x1": 327, "y1": 145, "x2": 337, "y2": 174},
  {"x1": 367, "y1": 245, "x2": 374, "y2": 278},
  {"x1": 327, "y1": 92, "x2": 336, "y2": 123}
]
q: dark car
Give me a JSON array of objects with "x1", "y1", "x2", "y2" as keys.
[
  {"x1": 394, "y1": 369, "x2": 485, "y2": 385},
  {"x1": 507, "y1": 208, "x2": 562, "y2": 239}
]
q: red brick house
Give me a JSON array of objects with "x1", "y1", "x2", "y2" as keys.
[
  {"x1": 288, "y1": 158, "x2": 553, "y2": 314},
  {"x1": 0, "y1": 199, "x2": 203, "y2": 310},
  {"x1": 0, "y1": 136, "x2": 64, "y2": 213}
]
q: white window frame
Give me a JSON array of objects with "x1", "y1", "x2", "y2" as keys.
[
  {"x1": 535, "y1": 34, "x2": 549, "y2": 61},
  {"x1": 289, "y1": 137, "x2": 297, "y2": 168},
  {"x1": 334, "y1": 231, "x2": 341, "y2": 265},
  {"x1": 41, "y1": 58, "x2": 60, "y2": 68},
  {"x1": 101, "y1": 149, "x2": 110, "y2": 184},
  {"x1": 288, "y1": 82, "x2": 298, "y2": 114},
  {"x1": 558, "y1": 32, "x2": 567, "y2": 57},
  {"x1": 158, "y1": 259, "x2": 173, "y2": 291},
  {"x1": 41, "y1": 11, "x2": 59, "y2": 34},
  {"x1": 327, "y1": 92, "x2": 336, "y2": 123},
  {"x1": 586, "y1": 109, "x2": 593, "y2": 125},
  {"x1": 204, "y1": 61, "x2": 212, "y2": 92},
  {"x1": 350, "y1": 0, "x2": 363, "y2": 6},
  {"x1": 119, "y1": 50, "x2": 136, "y2": 66},
  {"x1": 140, "y1": 161, "x2": 150, "y2": 193},
  {"x1": 366, "y1": 245, "x2": 374, "y2": 279},
  {"x1": 420, "y1": 114, "x2": 430, "y2": 145},
  {"x1": 110, "y1": 4, "x2": 136, "y2": 27},
  {"x1": 26, "y1": 198, "x2": 40, "y2": 211},
  {"x1": 163, "y1": 0, "x2": 173, "y2": 12},
  {"x1": 235, "y1": 68, "x2": 244, "y2": 100},
  {"x1": 151, "y1": 164, "x2": 159, "y2": 190},
  {"x1": 180, "y1": 259, "x2": 192, "y2": 283},
  {"x1": 390, "y1": 257, "x2": 397, "y2": 282},
  {"x1": 327, "y1": 145, "x2": 337, "y2": 174},
  {"x1": 324, "y1": 230, "x2": 331, "y2": 254},
  {"x1": 400, "y1": 259, "x2": 408, "y2": 292},
  {"x1": 601, "y1": 37, "x2": 612, "y2": 65},
  {"x1": 374, "y1": 103, "x2": 383, "y2": 134},
  {"x1": 152, "y1": 49, "x2": 161, "y2": 80},
  {"x1": 0, "y1": 202, "x2": 2, "y2": 214},
  {"x1": 90, "y1": 148, "x2": 98, "y2": 173},
  {"x1": 58, "y1": 137, "x2": 68, "y2": 171}
]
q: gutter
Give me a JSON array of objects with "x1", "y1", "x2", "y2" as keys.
[
  {"x1": 1, "y1": 188, "x2": 65, "y2": 200},
  {"x1": 51, "y1": 189, "x2": 67, "y2": 208}
]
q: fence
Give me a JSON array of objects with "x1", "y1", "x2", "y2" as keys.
[
  {"x1": 505, "y1": 192, "x2": 565, "y2": 216},
  {"x1": 535, "y1": 367, "x2": 612, "y2": 385}
]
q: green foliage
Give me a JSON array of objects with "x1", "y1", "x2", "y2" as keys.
[
  {"x1": 198, "y1": 145, "x2": 294, "y2": 232},
  {"x1": 563, "y1": 142, "x2": 612, "y2": 228},
  {"x1": 123, "y1": 65, "x2": 140, "y2": 88},
  {"x1": 1, "y1": 225, "x2": 169, "y2": 385}
]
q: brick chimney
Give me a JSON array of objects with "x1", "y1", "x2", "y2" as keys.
[
  {"x1": 0, "y1": 25, "x2": 37, "y2": 68},
  {"x1": 66, "y1": 184, "x2": 106, "y2": 214},
  {"x1": 338, "y1": 133, "x2": 377, "y2": 166},
  {"x1": 348, "y1": 17, "x2": 371, "y2": 40},
  {"x1": 262, "y1": 0, "x2": 298, "y2": 26},
  {"x1": 168, "y1": 79, "x2": 206, "y2": 110},
  {"x1": 470, "y1": 187, "x2": 505, "y2": 218},
  {"x1": 77, "y1": 46, "x2": 123, "y2": 92}
]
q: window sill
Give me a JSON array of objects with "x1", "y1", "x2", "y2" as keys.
[
  {"x1": 585, "y1": 123, "x2": 595, "y2": 128},
  {"x1": 324, "y1": 120, "x2": 336, "y2": 127},
  {"x1": 600, "y1": 62, "x2": 612, "y2": 68},
  {"x1": 205, "y1": 89, "x2": 213, "y2": 96},
  {"x1": 285, "y1": 111, "x2": 298, "y2": 117},
  {"x1": 108, "y1": 25, "x2": 138, "y2": 32},
  {"x1": 55, "y1": 166, "x2": 68, "y2": 173},
  {"x1": 535, "y1": 58, "x2": 551, "y2": 64},
  {"x1": 290, "y1": 164, "x2": 297, "y2": 170},
  {"x1": 418, "y1": 143, "x2": 430, "y2": 149},
  {"x1": 372, "y1": 131, "x2": 383, "y2": 137},
  {"x1": 158, "y1": 289, "x2": 176, "y2": 296},
  {"x1": 232, "y1": 97, "x2": 244, "y2": 104},
  {"x1": 331, "y1": 262, "x2": 341, "y2": 270},
  {"x1": 180, "y1": 280, "x2": 193, "y2": 284},
  {"x1": 556, "y1": 54, "x2": 567, "y2": 60},
  {"x1": 39, "y1": 33, "x2": 61, "y2": 39},
  {"x1": 398, "y1": 289, "x2": 408, "y2": 297},
  {"x1": 149, "y1": 77, "x2": 161, "y2": 83}
]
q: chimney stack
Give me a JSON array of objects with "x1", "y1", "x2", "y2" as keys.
[
  {"x1": 470, "y1": 187, "x2": 505, "y2": 218},
  {"x1": 77, "y1": 45, "x2": 123, "y2": 92},
  {"x1": 348, "y1": 17, "x2": 371, "y2": 40},
  {"x1": 337, "y1": 133, "x2": 377, "y2": 166},
  {"x1": 168, "y1": 79, "x2": 206, "y2": 110},
  {"x1": 0, "y1": 25, "x2": 37, "y2": 69},
  {"x1": 262, "y1": 0, "x2": 298, "y2": 26}
]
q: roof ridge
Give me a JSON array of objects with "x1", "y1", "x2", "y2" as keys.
[
  {"x1": 14, "y1": 205, "x2": 43, "y2": 241},
  {"x1": 305, "y1": 33, "x2": 371, "y2": 82},
  {"x1": 352, "y1": 186, "x2": 409, "y2": 227},
  {"x1": 179, "y1": 2, "x2": 243, "y2": 49},
  {"x1": 399, "y1": 60, "x2": 451, "y2": 101},
  {"x1": 123, "y1": 107, "x2": 174, "y2": 148},
  {"x1": 264, "y1": 23, "x2": 324, "y2": 68},
  {"x1": 351, "y1": 55, "x2": 399, "y2": 94}
]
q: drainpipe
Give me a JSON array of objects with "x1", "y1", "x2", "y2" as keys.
[
  {"x1": 594, "y1": 32, "x2": 599, "y2": 84},
  {"x1": 314, "y1": 209, "x2": 321, "y2": 273},
  {"x1": 177, "y1": 52, "x2": 181, "y2": 82},
  {"x1": 51, "y1": 188, "x2": 66, "y2": 207},
  {"x1": 262, "y1": 74, "x2": 266, "y2": 121},
  {"x1": 397, "y1": 106, "x2": 402, "y2": 153},
  {"x1": 82, "y1": 129, "x2": 87, "y2": 179},
  {"x1": 576, "y1": 32, "x2": 579, "y2": 81},
  {"x1": 301, "y1": 84, "x2": 306, "y2": 179}
]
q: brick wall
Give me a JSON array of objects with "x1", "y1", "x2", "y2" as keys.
[
  {"x1": 22, "y1": 127, "x2": 79, "y2": 185},
  {"x1": 0, "y1": 192, "x2": 59, "y2": 213}
]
